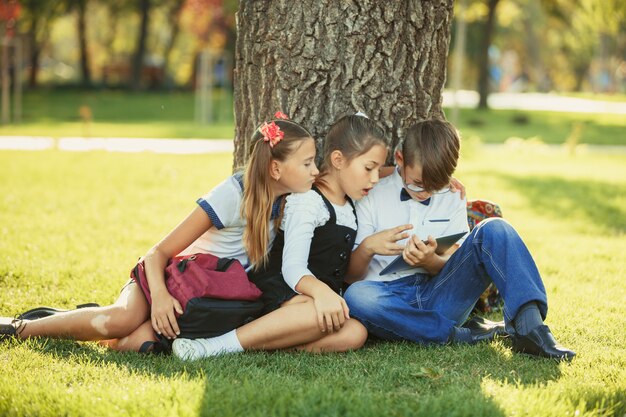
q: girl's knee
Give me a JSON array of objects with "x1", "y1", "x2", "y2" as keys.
[
  {"x1": 346, "y1": 320, "x2": 368, "y2": 350},
  {"x1": 101, "y1": 320, "x2": 156, "y2": 352},
  {"x1": 336, "y1": 320, "x2": 368, "y2": 351}
]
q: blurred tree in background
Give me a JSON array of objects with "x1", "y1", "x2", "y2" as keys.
[
  {"x1": 17, "y1": 0, "x2": 65, "y2": 87},
  {"x1": 12, "y1": 0, "x2": 236, "y2": 88},
  {"x1": 449, "y1": 0, "x2": 626, "y2": 106},
  {"x1": 2, "y1": 0, "x2": 625, "y2": 101}
]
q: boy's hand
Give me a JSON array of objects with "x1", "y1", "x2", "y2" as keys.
[
  {"x1": 363, "y1": 224, "x2": 413, "y2": 256},
  {"x1": 311, "y1": 286, "x2": 350, "y2": 333},
  {"x1": 402, "y1": 235, "x2": 437, "y2": 267},
  {"x1": 449, "y1": 177, "x2": 466, "y2": 199}
]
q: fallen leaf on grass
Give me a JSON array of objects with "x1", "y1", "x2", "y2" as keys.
[{"x1": 412, "y1": 367, "x2": 443, "y2": 379}]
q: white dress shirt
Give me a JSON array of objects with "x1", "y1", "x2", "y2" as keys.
[{"x1": 354, "y1": 169, "x2": 469, "y2": 281}]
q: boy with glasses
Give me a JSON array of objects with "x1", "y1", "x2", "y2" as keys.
[{"x1": 344, "y1": 119, "x2": 575, "y2": 360}]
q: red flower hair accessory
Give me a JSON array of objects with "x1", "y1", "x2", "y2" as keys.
[
  {"x1": 274, "y1": 111, "x2": 289, "y2": 120},
  {"x1": 259, "y1": 121, "x2": 284, "y2": 148}
]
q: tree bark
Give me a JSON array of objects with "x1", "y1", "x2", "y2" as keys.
[
  {"x1": 232, "y1": 0, "x2": 454, "y2": 169},
  {"x1": 131, "y1": 0, "x2": 151, "y2": 90},
  {"x1": 76, "y1": 0, "x2": 92, "y2": 87},
  {"x1": 477, "y1": 0, "x2": 499, "y2": 109}
]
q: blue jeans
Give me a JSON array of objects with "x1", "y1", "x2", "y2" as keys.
[{"x1": 344, "y1": 218, "x2": 548, "y2": 344}]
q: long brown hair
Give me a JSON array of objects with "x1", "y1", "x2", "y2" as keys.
[
  {"x1": 400, "y1": 119, "x2": 460, "y2": 191},
  {"x1": 242, "y1": 119, "x2": 313, "y2": 269}
]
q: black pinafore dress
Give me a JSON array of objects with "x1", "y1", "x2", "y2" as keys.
[{"x1": 248, "y1": 186, "x2": 357, "y2": 314}]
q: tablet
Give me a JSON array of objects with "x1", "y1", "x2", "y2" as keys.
[{"x1": 378, "y1": 232, "x2": 467, "y2": 276}]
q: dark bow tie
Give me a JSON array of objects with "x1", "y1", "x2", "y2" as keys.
[{"x1": 400, "y1": 188, "x2": 430, "y2": 205}]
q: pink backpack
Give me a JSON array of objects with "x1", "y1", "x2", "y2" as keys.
[
  {"x1": 132, "y1": 253, "x2": 261, "y2": 312},
  {"x1": 130, "y1": 253, "x2": 264, "y2": 346}
]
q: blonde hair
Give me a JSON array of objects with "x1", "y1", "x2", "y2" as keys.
[{"x1": 242, "y1": 119, "x2": 313, "y2": 269}]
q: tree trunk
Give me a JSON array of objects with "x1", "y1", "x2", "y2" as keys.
[
  {"x1": 232, "y1": 0, "x2": 455, "y2": 169},
  {"x1": 161, "y1": 0, "x2": 185, "y2": 89},
  {"x1": 26, "y1": 19, "x2": 40, "y2": 88},
  {"x1": 131, "y1": 0, "x2": 151, "y2": 90},
  {"x1": 2, "y1": 33, "x2": 10, "y2": 124},
  {"x1": 523, "y1": 0, "x2": 548, "y2": 91},
  {"x1": 77, "y1": 0, "x2": 92, "y2": 87},
  {"x1": 477, "y1": 0, "x2": 499, "y2": 109},
  {"x1": 104, "y1": 7, "x2": 120, "y2": 63}
]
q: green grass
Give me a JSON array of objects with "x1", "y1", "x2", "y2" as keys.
[
  {"x1": 0, "y1": 89, "x2": 234, "y2": 139},
  {"x1": 1, "y1": 146, "x2": 625, "y2": 416},
  {"x1": 1, "y1": 90, "x2": 624, "y2": 146},
  {"x1": 447, "y1": 108, "x2": 626, "y2": 145}
]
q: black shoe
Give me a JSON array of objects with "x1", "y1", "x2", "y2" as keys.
[
  {"x1": 512, "y1": 325, "x2": 576, "y2": 361},
  {"x1": 17, "y1": 303, "x2": 100, "y2": 321},
  {"x1": 463, "y1": 316, "x2": 509, "y2": 338},
  {"x1": 460, "y1": 319, "x2": 503, "y2": 345},
  {"x1": 0, "y1": 317, "x2": 26, "y2": 341}
]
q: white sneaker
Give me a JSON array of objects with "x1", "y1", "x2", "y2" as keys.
[{"x1": 172, "y1": 338, "x2": 206, "y2": 361}]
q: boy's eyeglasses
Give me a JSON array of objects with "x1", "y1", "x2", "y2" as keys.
[
  {"x1": 405, "y1": 183, "x2": 450, "y2": 194},
  {"x1": 402, "y1": 170, "x2": 450, "y2": 194}
]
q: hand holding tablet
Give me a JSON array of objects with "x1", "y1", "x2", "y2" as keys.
[{"x1": 378, "y1": 231, "x2": 467, "y2": 276}]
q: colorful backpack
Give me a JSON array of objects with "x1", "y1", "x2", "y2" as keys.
[{"x1": 467, "y1": 200, "x2": 504, "y2": 313}]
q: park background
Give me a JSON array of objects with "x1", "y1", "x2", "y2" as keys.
[{"x1": 0, "y1": 1, "x2": 625, "y2": 416}]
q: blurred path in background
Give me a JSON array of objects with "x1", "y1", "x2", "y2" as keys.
[
  {"x1": 442, "y1": 91, "x2": 626, "y2": 114},
  {"x1": 1, "y1": 92, "x2": 624, "y2": 153},
  {"x1": 0, "y1": 137, "x2": 234, "y2": 153}
]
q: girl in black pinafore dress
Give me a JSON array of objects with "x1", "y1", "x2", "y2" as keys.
[{"x1": 249, "y1": 185, "x2": 357, "y2": 314}]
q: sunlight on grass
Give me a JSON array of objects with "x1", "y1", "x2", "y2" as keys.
[{"x1": 1, "y1": 147, "x2": 625, "y2": 417}]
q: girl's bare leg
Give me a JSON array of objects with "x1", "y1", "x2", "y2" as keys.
[
  {"x1": 237, "y1": 295, "x2": 367, "y2": 352},
  {"x1": 16, "y1": 282, "x2": 150, "y2": 341},
  {"x1": 100, "y1": 320, "x2": 158, "y2": 352},
  {"x1": 294, "y1": 319, "x2": 368, "y2": 353}
]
